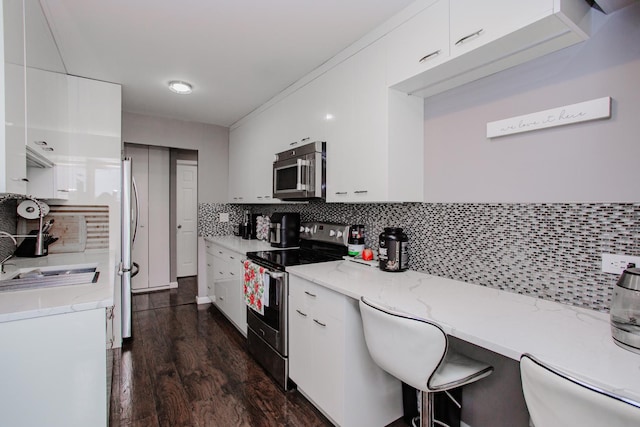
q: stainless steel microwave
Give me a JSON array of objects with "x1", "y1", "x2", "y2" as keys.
[{"x1": 273, "y1": 141, "x2": 325, "y2": 200}]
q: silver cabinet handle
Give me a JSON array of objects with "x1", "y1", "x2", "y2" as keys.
[
  {"x1": 419, "y1": 49, "x2": 442, "y2": 63},
  {"x1": 296, "y1": 309, "x2": 307, "y2": 317},
  {"x1": 257, "y1": 196, "x2": 263, "y2": 199},
  {"x1": 304, "y1": 291, "x2": 317, "y2": 298},
  {"x1": 12, "y1": 178, "x2": 29, "y2": 182},
  {"x1": 230, "y1": 272, "x2": 234, "y2": 276},
  {"x1": 354, "y1": 190, "x2": 368, "y2": 194},
  {"x1": 313, "y1": 319, "x2": 326, "y2": 327},
  {"x1": 335, "y1": 191, "x2": 348, "y2": 195},
  {"x1": 207, "y1": 263, "x2": 211, "y2": 267},
  {"x1": 301, "y1": 137, "x2": 310, "y2": 142},
  {"x1": 455, "y1": 29, "x2": 483, "y2": 46},
  {"x1": 218, "y1": 251, "x2": 223, "y2": 254},
  {"x1": 230, "y1": 256, "x2": 235, "y2": 260},
  {"x1": 290, "y1": 141, "x2": 298, "y2": 146},
  {"x1": 219, "y1": 296, "x2": 224, "y2": 301}
]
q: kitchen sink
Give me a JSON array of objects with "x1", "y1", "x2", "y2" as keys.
[{"x1": 0, "y1": 263, "x2": 99, "y2": 292}]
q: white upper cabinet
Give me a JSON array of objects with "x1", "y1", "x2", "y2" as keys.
[
  {"x1": 25, "y1": 67, "x2": 68, "y2": 163},
  {"x1": 228, "y1": 111, "x2": 281, "y2": 204},
  {"x1": 327, "y1": 40, "x2": 424, "y2": 203},
  {"x1": 390, "y1": 0, "x2": 591, "y2": 97},
  {"x1": 386, "y1": 0, "x2": 450, "y2": 87},
  {"x1": 449, "y1": 0, "x2": 553, "y2": 57},
  {"x1": 2, "y1": 0, "x2": 28, "y2": 194}
]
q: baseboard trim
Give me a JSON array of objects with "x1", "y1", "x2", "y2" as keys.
[{"x1": 196, "y1": 296, "x2": 212, "y2": 305}]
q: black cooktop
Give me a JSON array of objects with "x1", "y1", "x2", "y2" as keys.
[
  {"x1": 247, "y1": 237, "x2": 348, "y2": 272},
  {"x1": 246, "y1": 248, "x2": 344, "y2": 271}
]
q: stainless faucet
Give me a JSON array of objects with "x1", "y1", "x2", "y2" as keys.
[{"x1": 0, "y1": 195, "x2": 47, "y2": 258}]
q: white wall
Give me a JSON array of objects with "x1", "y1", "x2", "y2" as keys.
[
  {"x1": 121, "y1": 112, "x2": 228, "y2": 203},
  {"x1": 423, "y1": 4, "x2": 640, "y2": 203}
]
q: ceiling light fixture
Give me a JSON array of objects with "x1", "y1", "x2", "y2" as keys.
[{"x1": 168, "y1": 80, "x2": 193, "y2": 94}]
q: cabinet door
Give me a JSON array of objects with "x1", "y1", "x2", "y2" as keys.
[
  {"x1": 227, "y1": 253, "x2": 246, "y2": 335},
  {"x1": 386, "y1": 0, "x2": 450, "y2": 87},
  {"x1": 228, "y1": 127, "x2": 253, "y2": 203},
  {"x1": 310, "y1": 313, "x2": 345, "y2": 425},
  {"x1": 215, "y1": 280, "x2": 229, "y2": 313},
  {"x1": 206, "y1": 253, "x2": 216, "y2": 300},
  {"x1": 288, "y1": 287, "x2": 312, "y2": 389},
  {"x1": 450, "y1": 0, "x2": 554, "y2": 57},
  {"x1": 328, "y1": 42, "x2": 388, "y2": 202},
  {"x1": 2, "y1": 0, "x2": 27, "y2": 194}
]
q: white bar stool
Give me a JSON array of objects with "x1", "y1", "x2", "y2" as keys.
[
  {"x1": 359, "y1": 297, "x2": 493, "y2": 427},
  {"x1": 520, "y1": 353, "x2": 640, "y2": 427}
]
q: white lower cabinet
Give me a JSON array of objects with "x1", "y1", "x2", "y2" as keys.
[
  {"x1": 209, "y1": 243, "x2": 247, "y2": 336},
  {"x1": 0, "y1": 308, "x2": 107, "y2": 427},
  {"x1": 289, "y1": 275, "x2": 403, "y2": 426}
]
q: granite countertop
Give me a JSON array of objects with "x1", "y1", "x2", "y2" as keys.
[
  {"x1": 204, "y1": 235, "x2": 275, "y2": 253},
  {"x1": 287, "y1": 259, "x2": 640, "y2": 403},
  {"x1": 0, "y1": 250, "x2": 115, "y2": 323}
]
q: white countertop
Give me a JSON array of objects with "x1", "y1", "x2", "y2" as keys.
[
  {"x1": 288, "y1": 260, "x2": 640, "y2": 402},
  {"x1": 0, "y1": 250, "x2": 115, "y2": 323},
  {"x1": 205, "y1": 235, "x2": 277, "y2": 253}
]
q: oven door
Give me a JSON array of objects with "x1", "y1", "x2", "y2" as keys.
[
  {"x1": 247, "y1": 269, "x2": 288, "y2": 356},
  {"x1": 273, "y1": 155, "x2": 314, "y2": 199}
]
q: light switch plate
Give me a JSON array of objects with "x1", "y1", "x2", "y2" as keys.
[
  {"x1": 219, "y1": 212, "x2": 229, "y2": 223},
  {"x1": 601, "y1": 253, "x2": 640, "y2": 274}
]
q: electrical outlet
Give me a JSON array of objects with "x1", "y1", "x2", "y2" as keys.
[
  {"x1": 601, "y1": 253, "x2": 640, "y2": 274},
  {"x1": 219, "y1": 213, "x2": 229, "y2": 223}
]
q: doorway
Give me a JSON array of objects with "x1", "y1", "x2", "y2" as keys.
[
  {"x1": 176, "y1": 160, "x2": 198, "y2": 277},
  {"x1": 124, "y1": 143, "x2": 198, "y2": 291}
]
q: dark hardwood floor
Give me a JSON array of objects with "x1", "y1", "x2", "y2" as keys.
[{"x1": 109, "y1": 277, "x2": 335, "y2": 427}]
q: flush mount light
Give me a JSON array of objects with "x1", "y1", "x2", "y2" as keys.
[{"x1": 168, "y1": 80, "x2": 193, "y2": 94}]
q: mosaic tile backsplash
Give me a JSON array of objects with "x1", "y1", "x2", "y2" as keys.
[{"x1": 199, "y1": 201, "x2": 640, "y2": 313}]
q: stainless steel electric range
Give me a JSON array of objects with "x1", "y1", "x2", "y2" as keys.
[{"x1": 245, "y1": 222, "x2": 350, "y2": 390}]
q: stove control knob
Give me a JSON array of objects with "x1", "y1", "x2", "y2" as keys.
[
  {"x1": 336, "y1": 231, "x2": 343, "y2": 238},
  {"x1": 329, "y1": 230, "x2": 336, "y2": 237},
  {"x1": 305, "y1": 227, "x2": 311, "y2": 233},
  {"x1": 300, "y1": 226, "x2": 306, "y2": 233}
]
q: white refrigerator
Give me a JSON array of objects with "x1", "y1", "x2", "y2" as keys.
[{"x1": 120, "y1": 158, "x2": 139, "y2": 339}]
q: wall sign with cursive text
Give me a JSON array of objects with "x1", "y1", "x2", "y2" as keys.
[{"x1": 486, "y1": 97, "x2": 611, "y2": 138}]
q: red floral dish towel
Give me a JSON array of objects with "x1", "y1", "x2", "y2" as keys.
[{"x1": 243, "y1": 260, "x2": 270, "y2": 315}]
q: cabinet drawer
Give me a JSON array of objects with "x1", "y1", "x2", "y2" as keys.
[{"x1": 291, "y1": 279, "x2": 345, "y2": 321}]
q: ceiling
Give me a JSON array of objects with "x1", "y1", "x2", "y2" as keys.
[{"x1": 41, "y1": 0, "x2": 415, "y2": 128}]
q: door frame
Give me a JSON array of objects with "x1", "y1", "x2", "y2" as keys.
[{"x1": 175, "y1": 159, "x2": 198, "y2": 277}]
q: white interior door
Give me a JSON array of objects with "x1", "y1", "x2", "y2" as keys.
[
  {"x1": 148, "y1": 147, "x2": 170, "y2": 288},
  {"x1": 176, "y1": 161, "x2": 198, "y2": 277}
]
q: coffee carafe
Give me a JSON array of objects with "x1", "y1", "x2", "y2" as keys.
[{"x1": 610, "y1": 266, "x2": 640, "y2": 354}]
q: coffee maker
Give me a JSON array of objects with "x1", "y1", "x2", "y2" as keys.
[
  {"x1": 269, "y1": 213, "x2": 300, "y2": 248},
  {"x1": 241, "y1": 210, "x2": 261, "y2": 240}
]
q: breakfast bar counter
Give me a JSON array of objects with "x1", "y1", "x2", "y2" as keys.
[{"x1": 287, "y1": 260, "x2": 640, "y2": 403}]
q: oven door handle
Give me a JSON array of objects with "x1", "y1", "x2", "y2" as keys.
[{"x1": 267, "y1": 271, "x2": 285, "y2": 279}]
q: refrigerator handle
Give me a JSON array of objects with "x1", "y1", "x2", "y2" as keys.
[
  {"x1": 132, "y1": 177, "x2": 140, "y2": 245},
  {"x1": 131, "y1": 262, "x2": 140, "y2": 278}
]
